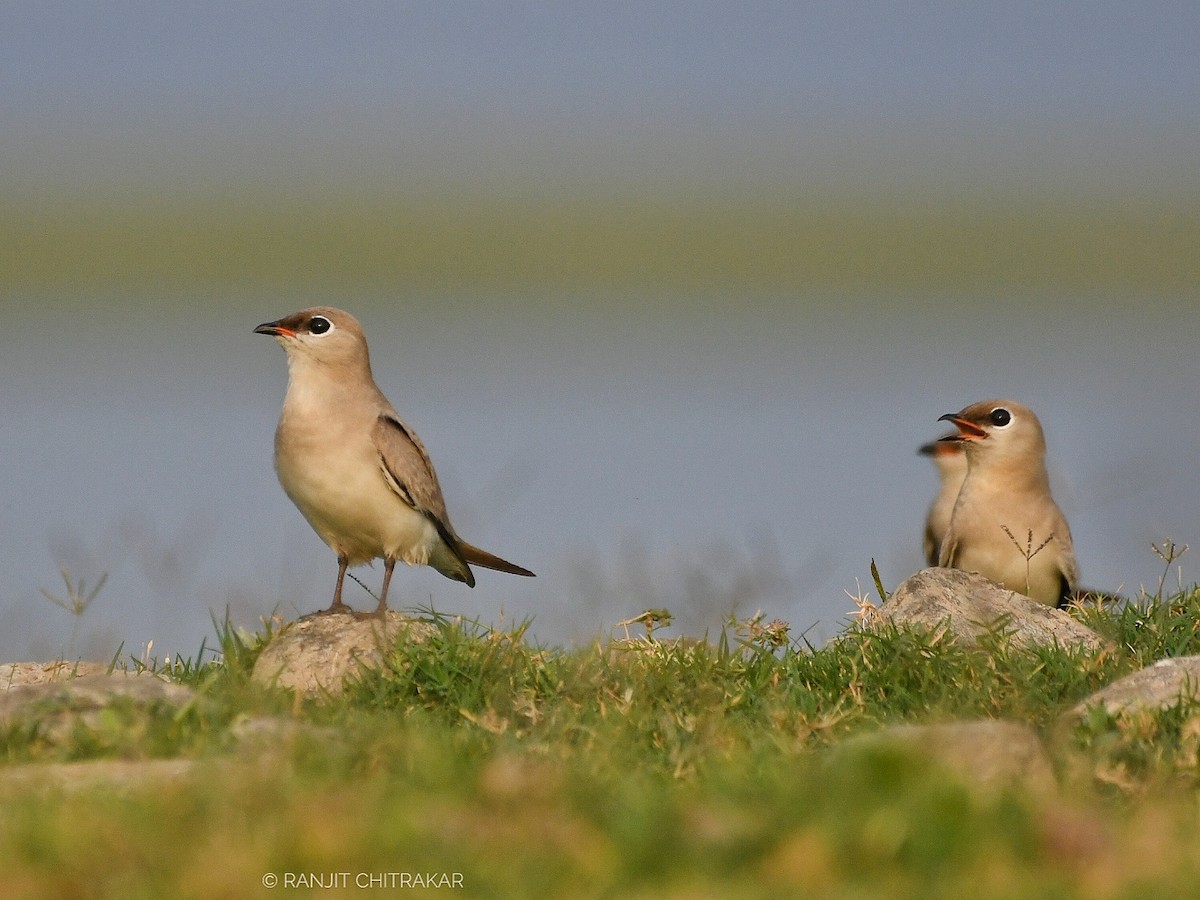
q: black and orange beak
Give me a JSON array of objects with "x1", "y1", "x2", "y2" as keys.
[
  {"x1": 919, "y1": 438, "x2": 964, "y2": 456},
  {"x1": 254, "y1": 320, "x2": 296, "y2": 338},
  {"x1": 937, "y1": 413, "x2": 988, "y2": 442}
]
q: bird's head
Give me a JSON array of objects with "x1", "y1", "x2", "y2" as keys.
[
  {"x1": 254, "y1": 307, "x2": 371, "y2": 372},
  {"x1": 937, "y1": 399, "x2": 1047, "y2": 462}
]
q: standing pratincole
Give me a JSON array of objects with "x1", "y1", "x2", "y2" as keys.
[{"x1": 255, "y1": 306, "x2": 534, "y2": 616}]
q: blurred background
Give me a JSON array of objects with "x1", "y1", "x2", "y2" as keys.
[{"x1": 2, "y1": 3, "x2": 1198, "y2": 661}]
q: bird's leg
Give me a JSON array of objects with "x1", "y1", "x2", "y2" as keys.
[
  {"x1": 324, "y1": 555, "x2": 352, "y2": 614},
  {"x1": 375, "y1": 557, "x2": 396, "y2": 617}
]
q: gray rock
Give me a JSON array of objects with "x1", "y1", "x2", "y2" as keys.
[
  {"x1": 0, "y1": 671, "x2": 197, "y2": 744},
  {"x1": 0, "y1": 759, "x2": 203, "y2": 793},
  {"x1": 0, "y1": 661, "x2": 109, "y2": 689},
  {"x1": 228, "y1": 713, "x2": 341, "y2": 748},
  {"x1": 841, "y1": 719, "x2": 1057, "y2": 794},
  {"x1": 1066, "y1": 655, "x2": 1200, "y2": 720},
  {"x1": 871, "y1": 567, "x2": 1108, "y2": 652},
  {"x1": 251, "y1": 610, "x2": 436, "y2": 699},
  {"x1": 0, "y1": 672, "x2": 194, "y2": 722}
]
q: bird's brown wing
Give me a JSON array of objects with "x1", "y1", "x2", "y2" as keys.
[
  {"x1": 373, "y1": 413, "x2": 534, "y2": 582},
  {"x1": 1053, "y1": 517, "x2": 1079, "y2": 608},
  {"x1": 372, "y1": 414, "x2": 473, "y2": 584}
]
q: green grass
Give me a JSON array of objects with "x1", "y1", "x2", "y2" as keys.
[
  {"x1": 4, "y1": 188, "x2": 1199, "y2": 294},
  {"x1": 5, "y1": 593, "x2": 1200, "y2": 897}
]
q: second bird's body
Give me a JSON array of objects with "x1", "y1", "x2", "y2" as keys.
[
  {"x1": 937, "y1": 399, "x2": 1076, "y2": 607},
  {"x1": 919, "y1": 438, "x2": 967, "y2": 567}
]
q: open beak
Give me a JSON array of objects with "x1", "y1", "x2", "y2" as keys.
[
  {"x1": 254, "y1": 320, "x2": 296, "y2": 337},
  {"x1": 919, "y1": 438, "x2": 963, "y2": 456},
  {"x1": 937, "y1": 413, "x2": 988, "y2": 442}
]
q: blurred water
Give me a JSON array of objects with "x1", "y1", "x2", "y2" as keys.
[{"x1": 1, "y1": 289, "x2": 1195, "y2": 661}]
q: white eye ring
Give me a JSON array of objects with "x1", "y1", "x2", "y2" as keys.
[
  {"x1": 309, "y1": 316, "x2": 333, "y2": 335},
  {"x1": 989, "y1": 408, "x2": 1012, "y2": 428}
]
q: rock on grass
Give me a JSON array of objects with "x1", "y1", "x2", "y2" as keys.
[
  {"x1": 871, "y1": 567, "x2": 1109, "y2": 653},
  {"x1": 251, "y1": 610, "x2": 435, "y2": 699}
]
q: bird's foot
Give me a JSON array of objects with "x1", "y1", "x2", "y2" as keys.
[
  {"x1": 317, "y1": 600, "x2": 355, "y2": 617},
  {"x1": 357, "y1": 601, "x2": 390, "y2": 621}
]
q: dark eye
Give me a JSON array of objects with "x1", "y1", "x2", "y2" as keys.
[
  {"x1": 308, "y1": 316, "x2": 332, "y2": 335},
  {"x1": 989, "y1": 408, "x2": 1012, "y2": 427}
]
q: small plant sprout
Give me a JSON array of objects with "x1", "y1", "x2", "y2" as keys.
[
  {"x1": 1151, "y1": 539, "x2": 1189, "y2": 602},
  {"x1": 845, "y1": 579, "x2": 879, "y2": 622},
  {"x1": 617, "y1": 608, "x2": 673, "y2": 641},
  {"x1": 1001, "y1": 526, "x2": 1054, "y2": 597},
  {"x1": 869, "y1": 558, "x2": 888, "y2": 603},
  {"x1": 40, "y1": 566, "x2": 108, "y2": 654},
  {"x1": 348, "y1": 571, "x2": 381, "y2": 603},
  {"x1": 734, "y1": 610, "x2": 791, "y2": 651},
  {"x1": 40, "y1": 566, "x2": 107, "y2": 617}
]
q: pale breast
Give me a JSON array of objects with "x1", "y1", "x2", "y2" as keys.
[
  {"x1": 946, "y1": 476, "x2": 1071, "y2": 605},
  {"x1": 274, "y1": 415, "x2": 438, "y2": 567},
  {"x1": 953, "y1": 538, "x2": 1063, "y2": 604}
]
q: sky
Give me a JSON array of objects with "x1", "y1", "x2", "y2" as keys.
[{"x1": 4, "y1": 3, "x2": 1198, "y2": 193}]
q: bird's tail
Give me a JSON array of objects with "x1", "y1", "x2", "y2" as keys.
[{"x1": 459, "y1": 541, "x2": 535, "y2": 578}]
